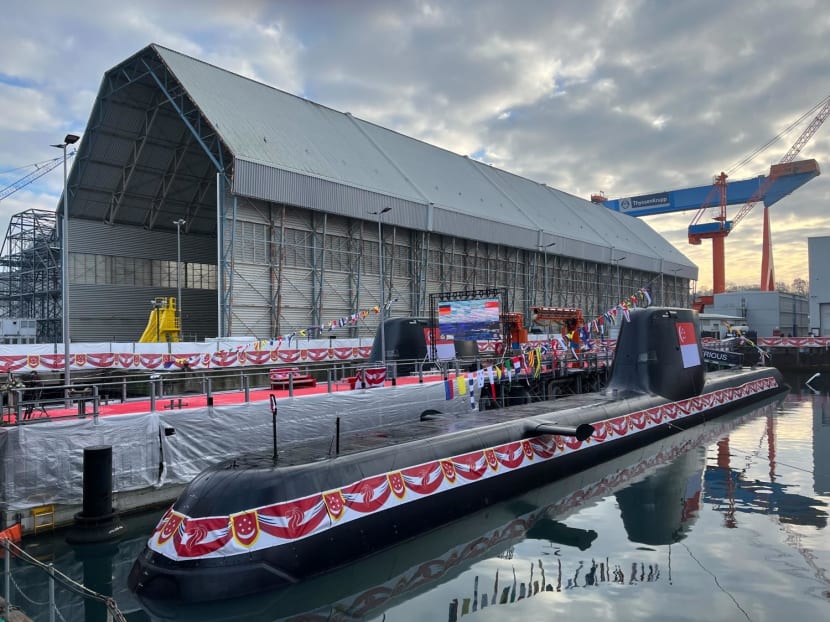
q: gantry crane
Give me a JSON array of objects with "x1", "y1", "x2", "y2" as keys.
[
  {"x1": 689, "y1": 95, "x2": 830, "y2": 292},
  {"x1": 595, "y1": 95, "x2": 830, "y2": 294}
]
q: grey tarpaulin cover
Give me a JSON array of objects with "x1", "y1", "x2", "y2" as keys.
[{"x1": 1, "y1": 381, "x2": 479, "y2": 511}]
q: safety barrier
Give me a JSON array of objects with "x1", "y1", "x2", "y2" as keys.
[{"x1": 1, "y1": 537, "x2": 127, "y2": 622}]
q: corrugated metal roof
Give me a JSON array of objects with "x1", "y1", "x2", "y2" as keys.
[
  {"x1": 66, "y1": 44, "x2": 693, "y2": 280},
  {"x1": 153, "y1": 44, "x2": 696, "y2": 278},
  {"x1": 155, "y1": 46, "x2": 424, "y2": 204}
]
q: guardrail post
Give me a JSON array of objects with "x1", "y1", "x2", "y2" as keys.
[
  {"x1": 288, "y1": 372, "x2": 294, "y2": 397},
  {"x1": 121, "y1": 376, "x2": 127, "y2": 403},
  {"x1": 206, "y1": 377, "x2": 213, "y2": 407},
  {"x1": 417, "y1": 362, "x2": 423, "y2": 383},
  {"x1": 92, "y1": 385, "x2": 100, "y2": 422},
  {"x1": 48, "y1": 563, "x2": 55, "y2": 622},
  {"x1": 243, "y1": 374, "x2": 250, "y2": 402},
  {"x1": 327, "y1": 368, "x2": 333, "y2": 393},
  {"x1": 149, "y1": 379, "x2": 157, "y2": 412},
  {"x1": 13, "y1": 389, "x2": 21, "y2": 425},
  {"x1": 4, "y1": 538, "x2": 10, "y2": 615}
]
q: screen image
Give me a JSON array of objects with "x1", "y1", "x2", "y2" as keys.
[{"x1": 437, "y1": 298, "x2": 502, "y2": 341}]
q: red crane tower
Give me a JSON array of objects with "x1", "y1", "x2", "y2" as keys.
[{"x1": 688, "y1": 95, "x2": 830, "y2": 293}]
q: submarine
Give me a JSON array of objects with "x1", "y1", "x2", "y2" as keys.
[{"x1": 128, "y1": 307, "x2": 788, "y2": 603}]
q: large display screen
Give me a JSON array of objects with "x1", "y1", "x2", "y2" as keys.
[{"x1": 437, "y1": 297, "x2": 502, "y2": 341}]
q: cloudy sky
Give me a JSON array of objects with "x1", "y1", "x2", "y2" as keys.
[{"x1": 2, "y1": 0, "x2": 829, "y2": 292}]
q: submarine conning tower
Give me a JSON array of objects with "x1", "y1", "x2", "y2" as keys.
[{"x1": 606, "y1": 307, "x2": 705, "y2": 402}]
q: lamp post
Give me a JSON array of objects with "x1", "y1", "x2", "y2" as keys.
[
  {"x1": 370, "y1": 207, "x2": 391, "y2": 371},
  {"x1": 611, "y1": 255, "x2": 627, "y2": 304},
  {"x1": 539, "y1": 241, "x2": 556, "y2": 306},
  {"x1": 671, "y1": 268, "x2": 682, "y2": 307},
  {"x1": 52, "y1": 133, "x2": 80, "y2": 391},
  {"x1": 173, "y1": 218, "x2": 186, "y2": 335}
]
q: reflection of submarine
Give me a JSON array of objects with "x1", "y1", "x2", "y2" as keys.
[
  {"x1": 129, "y1": 308, "x2": 788, "y2": 603},
  {"x1": 615, "y1": 445, "x2": 706, "y2": 545},
  {"x1": 137, "y1": 395, "x2": 783, "y2": 622}
]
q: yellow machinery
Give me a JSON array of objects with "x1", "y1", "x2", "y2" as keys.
[{"x1": 139, "y1": 297, "x2": 181, "y2": 342}]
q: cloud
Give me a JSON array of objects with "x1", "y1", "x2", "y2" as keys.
[{"x1": 1, "y1": 0, "x2": 829, "y2": 290}]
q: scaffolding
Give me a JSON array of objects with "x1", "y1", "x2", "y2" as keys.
[{"x1": 0, "y1": 209, "x2": 62, "y2": 343}]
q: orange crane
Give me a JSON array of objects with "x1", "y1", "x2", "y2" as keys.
[
  {"x1": 501, "y1": 306, "x2": 585, "y2": 347},
  {"x1": 688, "y1": 95, "x2": 830, "y2": 293}
]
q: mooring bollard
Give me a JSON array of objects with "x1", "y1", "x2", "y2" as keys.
[{"x1": 66, "y1": 445, "x2": 125, "y2": 544}]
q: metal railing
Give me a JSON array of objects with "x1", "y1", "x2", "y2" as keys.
[
  {"x1": 1, "y1": 537, "x2": 127, "y2": 622},
  {"x1": 0, "y1": 348, "x2": 616, "y2": 426}
]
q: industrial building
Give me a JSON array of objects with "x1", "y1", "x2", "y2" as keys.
[
  {"x1": 709, "y1": 291, "x2": 809, "y2": 338},
  {"x1": 0, "y1": 44, "x2": 695, "y2": 344},
  {"x1": 808, "y1": 236, "x2": 830, "y2": 336}
]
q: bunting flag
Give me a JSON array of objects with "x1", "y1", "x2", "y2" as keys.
[
  {"x1": 235, "y1": 284, "x2": 654, "y2": 357},
  {"x1": 534, "y1": 347, "x2": 542, "y2": 377},
  {"x1": 444, "y1": 377, "x2": 454, "y2": 400},
  {"x1": 456, "y1": 375, "x2": 467, "y2": 396},
  {"x1": 467, "y1": 374, "x2": 476, "y2": 410},
  {"x1": 511, "y1": 356, "x2": 522, "y2": 373}
]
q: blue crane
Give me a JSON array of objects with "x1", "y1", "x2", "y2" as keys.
[
  {"x1": 594, "y1": 159, "x2": 819, "y2": 218},
  {"x1": 592, "y1": 158, "x2": 820, "y2": 294}
]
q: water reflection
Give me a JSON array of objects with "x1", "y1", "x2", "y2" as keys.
[
  {"x1": 815, "y1": 394, "x2": 830, "y2": 494},
  {"x1": 7, "y1": 391, "x2": 830, "y2": 622}
]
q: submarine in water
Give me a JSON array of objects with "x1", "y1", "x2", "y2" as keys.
[
  {"x1": 136, "y1": 393, "x2": 782, "y2": 622},
  {"x1": 128, "y1": 307, "x2": 788, "y2": 603}
]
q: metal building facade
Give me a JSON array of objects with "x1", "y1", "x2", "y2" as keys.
[{"x1": 32, "y1": 43, "x2": 698, "y2": 343}]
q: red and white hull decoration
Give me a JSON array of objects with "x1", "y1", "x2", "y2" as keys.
[{"x1": 148, "y1": 376, "x2": 778, "y2": 562}]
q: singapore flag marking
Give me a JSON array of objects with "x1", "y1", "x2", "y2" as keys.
[{"x1": 676, "y1": 322, "x2": 700, "y2": 368}]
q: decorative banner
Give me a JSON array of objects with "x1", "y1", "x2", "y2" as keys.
[{"x1": 148, "y1": 377, "x2": 786, "y2": 561}]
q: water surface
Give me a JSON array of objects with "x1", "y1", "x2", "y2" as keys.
[{"x1": 6, "y1": 382, "x2": 829, "y2": 621}]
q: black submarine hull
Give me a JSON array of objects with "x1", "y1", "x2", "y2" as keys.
[
  {"x1": 138, "y1": 396, "x2": 783, "y2": 622},
  {"x1": 129, "y1": 308, "x2": 788, "y2": 602}
]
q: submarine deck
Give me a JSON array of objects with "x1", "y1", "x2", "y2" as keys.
[{"x1": 239, "y1": 367, "x2": 755, "y2": 469}]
